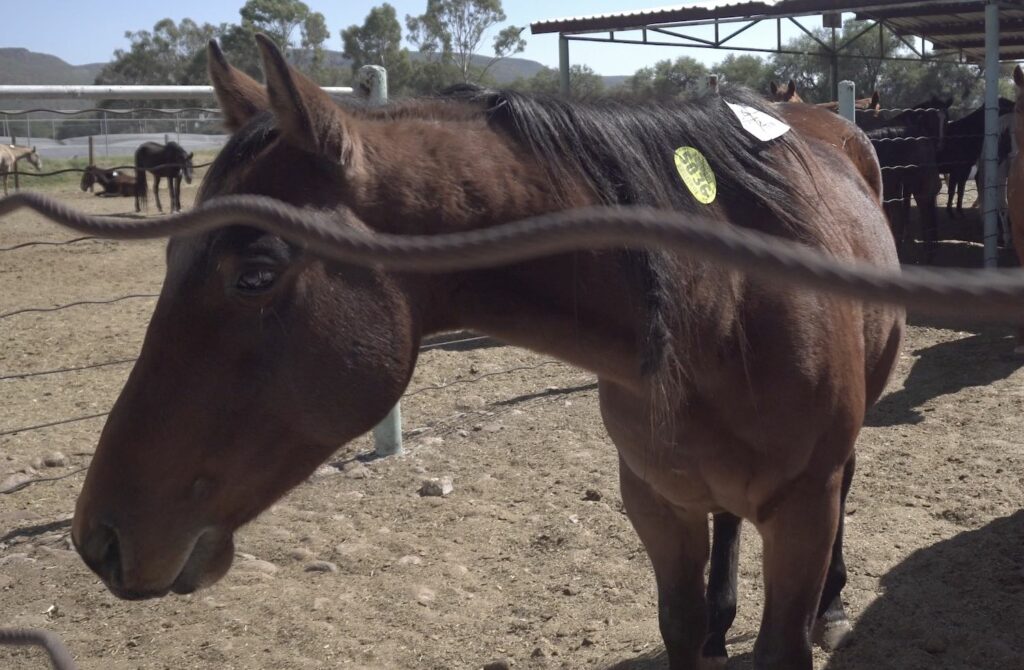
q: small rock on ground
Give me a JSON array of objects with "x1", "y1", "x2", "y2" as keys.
[
  {"x1": 43, "y1": 452, "x2": 67, "y2": 468},
  {"x1": 419, "y1": 477, "x2": 454, "y2": 497},
  {"x1": 305, "y1": 560, "x2": 339, "y2": 573},
  {"x1": 0, "y1": 473, "x2": 32, "y2": 494}
]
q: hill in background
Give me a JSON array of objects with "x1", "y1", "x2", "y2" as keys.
[{"x1": 0, "y1": 47, "x2": 625, "y2": 92}]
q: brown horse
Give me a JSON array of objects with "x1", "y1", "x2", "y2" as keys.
[
  {"x1": 0, "y1": 144, "x2": 42, "y2": 195},
  {"x1": 71, "y1": 36, "x2": 904, "y2": 670},
  {"x1": 1008, "y1": 65, "x2": 1024, "y2": 353},
  {"x1": 80, "y1": 165, "x2": 136, "y2": 197},
  {"x1": 768, "y1": 80, "x2": 881, "y2": 113}
]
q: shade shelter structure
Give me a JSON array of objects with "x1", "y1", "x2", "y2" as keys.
[{"x1": 531, "y1": 0, "x2": 1024, "y2": 267}]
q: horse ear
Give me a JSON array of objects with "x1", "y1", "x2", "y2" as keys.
[
  {"x1": 786, "y1": 80, "x2": 797, "y2": 98},
  {"x1": 255, "y1": 33, "x2": 354, "y2": 165},
  {"x1": 188, "y1": 152, "x2": 194, "y2": 159},
  {"x1": 207, "y1": 39, "x2": 268, "y2": 132},
  {"x1": 769, "y1": 81, "x2": 779, "y2": 96},
  {"x1": 1016, "y1": 64, "x2": 1024, "y2": 88}
]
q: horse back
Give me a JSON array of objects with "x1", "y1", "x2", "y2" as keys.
[{"x1": 776, "y1": 103, "x2": 883, "y2": 203}]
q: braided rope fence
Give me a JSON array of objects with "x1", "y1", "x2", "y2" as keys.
[
  {"x1": 4, "y1": 191, "x2": 1024, "y2": 318},
  {"x1": 1, "y1": 156, "x2": 1022, "y2": 666}
]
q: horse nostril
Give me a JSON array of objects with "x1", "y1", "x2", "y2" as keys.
[{"x1": 81, "y1": 522, "x2": 123, "y2": 585}]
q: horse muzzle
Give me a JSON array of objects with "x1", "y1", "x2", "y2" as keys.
[{"x1": 72, "y1": 515, "x2": 234, "y2": 600}]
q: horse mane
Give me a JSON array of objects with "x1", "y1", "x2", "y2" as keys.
[
  {"x1": 199, "y1": 88, "x2": 821, "y2": 384},
  {"x1": 452, "y1": 86, "x2": 821, "y2": 380}
]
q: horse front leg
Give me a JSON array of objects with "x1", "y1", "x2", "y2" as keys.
[
  {"x1": 702, "y1": 513, "x2": 741, "y2": 667},
  {"x1": 753, "y1": 467, "x2": 843, "y2": 670},
  {"x1": 619, "y1": 458, "x2": 709, "y2": 670}
]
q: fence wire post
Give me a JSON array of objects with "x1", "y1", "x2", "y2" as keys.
[
  {"x1": 356, "y1": 65, "x2": 401, "y2": 457},
  {"x1": 982, "y1": 0, "x2": 1000, "y2": 268},
  {"x1": 838, "y1": 80, "x2": 856, "y2": 123}
]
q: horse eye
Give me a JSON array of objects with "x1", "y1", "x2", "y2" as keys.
[{"x1": 236, "y1": 268, "x2": 277, "y2": 293}]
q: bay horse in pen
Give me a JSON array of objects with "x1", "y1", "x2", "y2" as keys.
[{"x1": 71, "y1": 35, "x2": 904, "y2": 670}]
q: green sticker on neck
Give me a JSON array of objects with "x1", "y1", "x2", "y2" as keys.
[{"x1": 674, "y1": 147, "x2": 716, "y2": 205}]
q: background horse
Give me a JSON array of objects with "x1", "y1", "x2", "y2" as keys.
[
  {"x1": 133, "y1": 141, "x2": 193, "y2": 213},
  {"x1": 767, "y1": 80, "x2": 881, "y2": 112},
  {"x1": 940, "y1": 98, "x2": 1015, "y2": 217},
  {"x1": 859, "y1": 100, "x2": 947, "y2": 259},
  {"x1": 70, "y1": 36, "x2": 904, "y2": 670},
  {"x1": 972, "y1": 111, "x2": 1016, "y2": 245},
  {"x1": 80, "y1": 165, "x2": 136, "y2": 197},
  {"x1": 0, "y1": 144, "x2": 42, "y2": 195},
  {"x1": 1006, "y1": 65, "x2": 1024, "y2": 353}
]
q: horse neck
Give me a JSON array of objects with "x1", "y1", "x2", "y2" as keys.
[
  {"x1": 351, "y1": 116, "x2": 652, "y2": 389},
  {"x1": 11, "y1": 146, "x2": 32, "y2": 160}
]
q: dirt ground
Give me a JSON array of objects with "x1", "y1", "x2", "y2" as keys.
[{"x1": 1, "y1": 184, "x2": 1023, "y2": 670}]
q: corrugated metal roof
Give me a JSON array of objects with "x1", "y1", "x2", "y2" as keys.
[
  {"x1": 858, "y1": 2, "x2": 1024, "y2": 61},
  {"x1": 531, "y1": 0, "x2": 1024, "y2": 61}
]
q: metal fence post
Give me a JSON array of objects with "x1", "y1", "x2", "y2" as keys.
[
  {"x1": 838, "y1": 80, "x2": 856, "y2": 123},
  {"x1": 355, "y1": 65, "x2": 402, "y2": 457},
  {"x1": 982, "y1": 0, "x2": 1000, "y2": 268},
  {"x1": 356, "y1": 65, "x2": 388, "y2": 105}
]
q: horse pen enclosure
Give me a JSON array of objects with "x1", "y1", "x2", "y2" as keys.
[{"x1": 3, "y1": 18, "x2": 1024, "y2": 670}]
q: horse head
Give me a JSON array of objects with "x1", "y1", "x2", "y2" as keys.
[
  {"x1": 80, "y1": 166, "x2": 96, "y2": 192},
  {"x1": 768, "y1": 80, "x2": 801, "y2": 103},
  {"x1": 26, "y1": 147, "x2": 42, "y2": 171},
  {"x1": 71, "y1": 35, "x2": 420, "y2": 600}
]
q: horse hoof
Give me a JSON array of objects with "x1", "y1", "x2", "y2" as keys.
[
  {"x1": 812, "y1": 616, "x2": 853, "y2": 651},
  {"x1": 699, "y1": 655, "x2": 728, "y2": 669}
]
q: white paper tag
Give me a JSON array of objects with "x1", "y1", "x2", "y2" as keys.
[{"x1": 725, "y1": 102, "x2": 791, "y2": 142}]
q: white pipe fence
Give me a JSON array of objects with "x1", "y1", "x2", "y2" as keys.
[
  {"x1": 0, "y1": 66, "x2": 402, "y2": 457},
  {"x1": 0, "y1": 85, "x2": 354, "y2": 100}
]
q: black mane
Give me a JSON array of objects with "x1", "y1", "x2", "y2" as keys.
[{"x1": 451, "y1": 86, "x2": 814, "y2": 238}]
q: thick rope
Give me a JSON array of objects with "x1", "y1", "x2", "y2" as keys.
[
  {"x1": 0, "y1": 628, "x2": 77, "y2": 669},
  {"x1": 2, "y1": 191, "x2": 1024, "y2": 320}
]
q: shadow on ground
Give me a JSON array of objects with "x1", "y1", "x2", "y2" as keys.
[
  {"x1": 867, "y1": 327, "x2": 1024, "y2": 426},
  {"x1": 825, "y1": 511, "x2": 1024, "y2": 670}
]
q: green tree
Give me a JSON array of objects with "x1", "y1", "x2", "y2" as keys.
[
  {"x1": 239, "y1": 0, "x2": 311, "y2": 49},
  {"x1": 405, "y1": 0, "x2": 526, "y2": 84},
  {"x1": 300, "y1": 11, "x2": 330, "y2": 82},
  {"x1": 625, "y1": 56, "x2": 708, "y2": 99},
  {"x1": 770, "y1": 19, "x2": 901, "y2": 102},
  {"x1": 714, "y1": 54, "x2": 773, "y2": 92},
  {"x1": 512, "y1": 65, "x2": 604, "y2": 98},
  {"x1": 96, "y1": 18, "x2": 219, "y2": 87},
  {"x1": 341, "y1": 4, "x2": 413, "y2": 92}
]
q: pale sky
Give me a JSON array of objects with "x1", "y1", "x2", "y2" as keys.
[{"x1": 5, "y1": 0, "x2": 820, "y2": 76}]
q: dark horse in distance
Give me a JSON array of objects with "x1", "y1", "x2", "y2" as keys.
[
  {"x1": 71, "y1": 35, "x2": 904, "y2": 670},
  {"x1": 133, "y1": 141, "x2": 194, "y2": 213}
]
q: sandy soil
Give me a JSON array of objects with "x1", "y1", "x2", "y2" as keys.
[{"x1": 1, "y1": 186, "x2": 1023, "y2": 670}]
